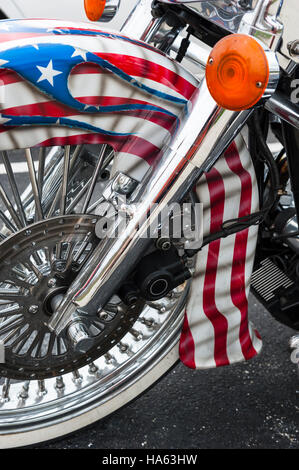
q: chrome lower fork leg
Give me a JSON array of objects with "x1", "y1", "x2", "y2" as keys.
[{"x1": 48, "y1": 82, "x2": 252, "y2": 341}]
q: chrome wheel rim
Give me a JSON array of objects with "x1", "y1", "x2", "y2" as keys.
[
  {"x1": 0, "y1": 286, "x2": 186, "y2": 434},
  {"x1": 0, "y1": 144, "x2": 188, "y2": 436}
]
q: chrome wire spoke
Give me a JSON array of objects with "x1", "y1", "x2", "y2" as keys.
[
  {"x1": 24, "y1": 259, "x2": 43, "y2": 281},
  {"x1": 37, "y1": 147, "x2": 46, "y2": 199},
  {"x1": 65, "y1": 176, "x2": 92, "y2": 214},
  {"x1": 72, "y1": 232, "x2": 93, "y2": 263},
  {"x1": 101, "y1": 148, "x2": 115, "y2": 174},
  {"x1": 2, "y1": 151, "x2": 27, "y2": 227},
  {"x1": 0, "y1": 183, "x2": 23, "y2": 230},
  {"x1": 47, "y1": 145, "x2": 81, "y2": 218},
  {"x1": 0, "y1": 209, "x2": 17, "y2": 234},
  {"x1": 66, "y1": 144, "x2": 109, "y2": 215},
  {"x1": 11, "y1": 329, "x2": 35, "y2": 356},
  {"x1": 82, "y1": 144, "x2": 106, "y2": 213},
  {"x1": 59, "y1": 145, "x2": 71, "y2": 217},
  {"x1": 1, "y1": 277, "x2": 31, "y2": 290},
  {"x1": 1, "y1": 379, "x2": 10, "y2": 402},
  {"x1": 71, "y1": 144, "x2": 83, "y2": 161},
  {"x1": 25, "y1": 148, "x2": 44, "y2": 222},
  {"x1": 0, "y1": 290, "x2": 25, "y2": 302}
]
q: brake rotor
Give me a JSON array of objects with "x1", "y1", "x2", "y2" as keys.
[{"x1": 0, "y1": 215, "x2": 144, "y2": 380}]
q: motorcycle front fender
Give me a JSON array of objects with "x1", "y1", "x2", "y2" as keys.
[
  {"x1": 181, "y1": 134, "x2": 262, "y2": 369},
  {"x1": 0, "y1": 19, "x2": 262, "y2": 369},
  {"x1": 0, "y1": 18, "x2": 199, "y2": 181}
]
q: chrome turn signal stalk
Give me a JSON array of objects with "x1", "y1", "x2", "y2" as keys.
[{"x1": 84, "y1": 0, "x2": 120, "y2": 23}]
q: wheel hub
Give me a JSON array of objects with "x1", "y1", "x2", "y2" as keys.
[
  {"x1": 44, "y1": 287, "x2": 67, "y2": 316},
  {"x1": 0, "y1": 215, "x2": 144, "y2": 380}
]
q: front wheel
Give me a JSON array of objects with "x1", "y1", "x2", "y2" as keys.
[
  {"x1": 0, "y1": 144, "x2": 189, "y2": 448},
  {"x1": 0, "y1": 324, "x2": 183, "y2": 448}
]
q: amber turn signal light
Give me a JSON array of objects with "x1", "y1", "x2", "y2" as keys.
[
  {"x1": 206, "y1": 34, "x2": 269, "y2": 111},
  {"x1": 84, "y1": 0, "x2": 106, "y2": 21}
]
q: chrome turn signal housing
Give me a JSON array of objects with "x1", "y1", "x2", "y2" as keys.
[{"x1": 84, "y1": 0, "x2": 120, "y2": 23}]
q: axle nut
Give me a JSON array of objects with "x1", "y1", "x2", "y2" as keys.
[{"x1": 67, "y1": 322, "x2": 95, "y2": 353}]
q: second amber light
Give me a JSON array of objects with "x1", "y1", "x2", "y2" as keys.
[{"x1": 206, "y1": 34, "x2": 270, "y2": 111}]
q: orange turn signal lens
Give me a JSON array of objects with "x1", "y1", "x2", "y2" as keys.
[
  {"x1": 84, "y1": 0, "x2": 106, "y2": 21},
  {"x1": 206, "y1": 34, "x2": 269, "y2": 111}
]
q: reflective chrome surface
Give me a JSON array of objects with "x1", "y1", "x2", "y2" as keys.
[
  {"x1": 0, "y1": 140, "x2": 190, "y2": 441},
  {"x1": 49, "y1": 41, "x2": 279, "y2": 335},
  {"x1": 0, "y1": 285, "x2": 188, "y2": 438},
  {"x1": 121, "y1": 0, "x2": 157, "y2": 40},
  {"x1": 0, "y1": 0, "x2": 291, "y2": 445},
  {"x1": 67, "y1": 321, "x2": 96, "y2": 353},
  {"x1": 289, "y1": 334, "x2": 299, "y2": 350},
  {"x1": 171, "y1": 36, "x2": 210, "y2": 72},
  {"x1": 159, "y1": 1, "x2": 283, "y2": 50},
  {"x1": 96, "y1": 0, "x2": 121, "y2": 22},
  {"x1": 48, "y1": 0, "x2": 282, "y2": 336},
  {"x1": 263, "y1": 49, "x2": 281, "y2": 99},
  {"x1": 278, "y1": 0, "x2": 299, "y2": 66}
]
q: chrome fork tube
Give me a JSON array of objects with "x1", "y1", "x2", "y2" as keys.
[
  {"x1": 76, "y1": 84, "x2": 251, "y2": 307},
  {"x1": 48, "y1": 79, "x2": 251, "y2": 334},
  {"x1": 74, "y1": 85, "x2": 251, "y2": 309}
]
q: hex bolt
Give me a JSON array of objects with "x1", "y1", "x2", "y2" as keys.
[
  {"x1": 53, "y1": 261, "x2": 66, "y2": 272},
  {"x1": 67, "y1": 322, "x2": 95, "y2": 353},
  {"x1": 156, "y1": 238, "x2": 171, "y2": 251},
  {"x1": 287, "y1": 40, "x2": 299, "y2": 57},
  {"x1": 98, "y1": 311, "x2": 109, "y2": 321},
  {"x1": 47, "y1": 278, "x2": 57, "y2": 288},
  {"x1": 289, "y1": 335, "x2": 299, "y2": 350},
  {"x1": 28, "y1": 305, "x2": 39, "y2": 314}
]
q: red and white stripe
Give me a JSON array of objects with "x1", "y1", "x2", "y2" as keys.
[{"x1": 180, "y1": 135, "x2": 262, "y2": 369}]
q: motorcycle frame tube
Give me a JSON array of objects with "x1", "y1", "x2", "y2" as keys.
[{"x1": 266, "y1": 91, "x2": 299, "y2": 131}]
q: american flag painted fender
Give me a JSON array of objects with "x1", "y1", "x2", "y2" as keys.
[
  {"x1": 0, "y1": 20, "x2": 261, "y2": 369},
  {"x1": 180, "y1": 135, "x2": 262, "y2": 369},
  {"x1": 0, "y1": 19, "x2": 198, "y2": 180}
]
